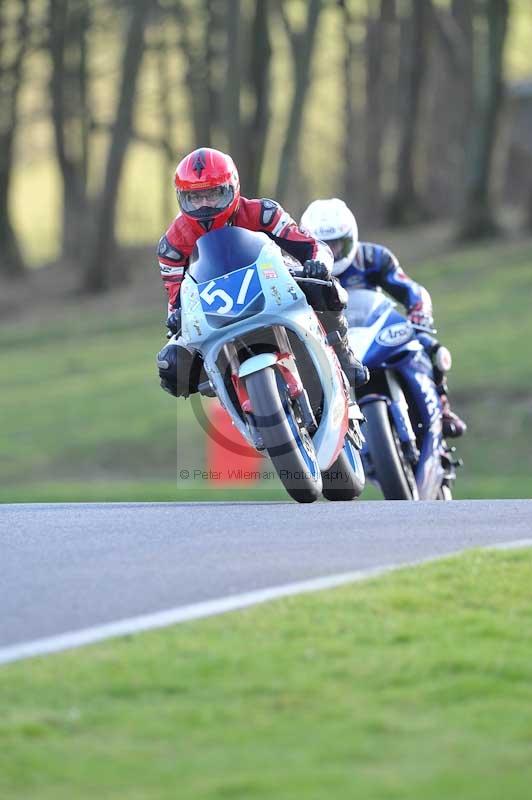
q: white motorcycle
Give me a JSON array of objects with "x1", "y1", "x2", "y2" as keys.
[{"x1": 179, "y1": 226, "x2": 366, "y2": 503}]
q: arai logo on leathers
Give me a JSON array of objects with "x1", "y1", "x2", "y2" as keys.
[{"x1": 376, "y1": 322, "x2": 412, "y2": 347}]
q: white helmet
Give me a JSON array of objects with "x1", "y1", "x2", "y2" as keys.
[{"x1": 300, "y1": 198, "x2": 358, "y2": 276}]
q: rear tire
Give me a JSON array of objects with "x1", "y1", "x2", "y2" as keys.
[
  {"x1": 245, "y1": 367, "x2": 322, "y2": 503},
  {"x1": 361, "y1": 400, "x2": 415, "y2": 500}
]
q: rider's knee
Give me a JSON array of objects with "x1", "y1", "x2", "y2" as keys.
[
  {"x1": 323, "y1": 279, "x2": 348, "y2": 312},
  {"x1": 426, "y1": 343, "x2": 452, "y2": 387},
  {"x1": 432, "y1": 344, "x2": 452, "y2": 373}
]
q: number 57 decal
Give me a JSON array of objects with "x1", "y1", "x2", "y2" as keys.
[{"x1": 199, "y1": 266, "x2": 260, "y2": 315}]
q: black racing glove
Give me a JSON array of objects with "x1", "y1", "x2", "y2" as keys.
[
  {"x1": 302, "y1": 259, "x2": 331, "y2": 280},
  {"x1": 166, "y1": 308, "x2": 182, "y2": 336}
]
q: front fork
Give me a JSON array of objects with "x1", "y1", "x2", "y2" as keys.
[
  {"x1": 228, "y1": 326, "x2": 318, "y2": 443},
  {"x1": 386, "y1": 371, "x2": 420, "y2": 463}
]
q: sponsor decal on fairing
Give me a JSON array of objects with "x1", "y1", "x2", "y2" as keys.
[{"x1": 376, "y1": 322, "x2": 412, "y2": 347}]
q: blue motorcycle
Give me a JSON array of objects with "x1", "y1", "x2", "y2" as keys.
[{"x1": 347, "y1": 290, "x2": 461, "y2": 500}]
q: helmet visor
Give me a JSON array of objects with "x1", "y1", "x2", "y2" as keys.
[
  {"x1": 178, "y1": 183, "x2": 234, "y2": 218},
  {"x1": 325, "y1": 234, "x2": 355, "y2": 263}
]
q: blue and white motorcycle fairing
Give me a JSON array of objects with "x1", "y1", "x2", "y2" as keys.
[
  {"x1": 347, "y1": 289, "x2": 456, "y2": 500},
  {"x1": 178, "y1": 226, "x2": 365, "y2": 498}
]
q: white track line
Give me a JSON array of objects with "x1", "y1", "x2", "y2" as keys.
[{"x1": 1, "y1": 539, "x2": 531, "y2": 666}]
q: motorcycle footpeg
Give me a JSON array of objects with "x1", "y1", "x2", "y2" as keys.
[
  {"x1": 443, "y1": 444, "x2": 463, "y2": 468},
  {"x1": 442, "y1": 450, "x2": 463, "y2": 469}
]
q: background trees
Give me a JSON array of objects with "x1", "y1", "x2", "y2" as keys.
[
  {"x1": 459, "y1": 0, "x2": 511, "y2": 239},
  {"x1": 0, "y1": 0, "x2": 30, "y2": 277},
  {"x1": 0, "y1": 0, "x2": 527, "y2": 289}
]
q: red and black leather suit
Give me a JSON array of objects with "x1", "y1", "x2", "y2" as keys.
[{"x1": 156, "y1": 198, "x2": 360, "y2": 397}]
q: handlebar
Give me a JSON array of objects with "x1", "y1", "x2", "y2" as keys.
[
  {"x1": 411, "y1": 323, "x2": 437, "y2": 335},
  {"x1": 291, "y1": 275, "x2": 334, "y2": 288}
]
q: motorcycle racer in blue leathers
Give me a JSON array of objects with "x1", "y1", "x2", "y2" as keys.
[{"x1": 300, "y1": 198, "x2": 466, "y2": 438}]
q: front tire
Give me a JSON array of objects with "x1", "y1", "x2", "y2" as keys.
[
  {"x1": 362, "y1": 400, "x2": 415, "y2": 500},
  {"x1": 322, "y1": 434, "x2": 365, "y2": 501},
  {"x1": 245, "y1": 366, "x2": 322, "y2": 503},
  {"x1": 437, "y1": 485, "x2": 453, "y2": 501}
]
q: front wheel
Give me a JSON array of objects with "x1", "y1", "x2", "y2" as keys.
[
  {"x1": 362, "y1": 400, "x2": 416, "y2": 500},
  {"x1": 245, "y1": 366, "x2": 322, "y2": 503},
  {"x1": 321, "y1": 433, "x2": 365, "y2": 501},
  {"x1": 437, "y1": 484, "x2": 453, "y2": 501}
]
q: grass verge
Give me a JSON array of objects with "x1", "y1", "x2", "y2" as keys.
[
  {"x1": 1, "y1": 234, "x2": 531, "y2": 501},
  {"x1": 1, "y1": 548, "x2": 532, "y2": 799},
  {"x1": 0, "y1": 475, "x2": 529, "y2": 504}
]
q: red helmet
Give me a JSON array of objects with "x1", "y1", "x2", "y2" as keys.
[{"x1": 174, "y1": 147, "x2": 240, "y2": 232}]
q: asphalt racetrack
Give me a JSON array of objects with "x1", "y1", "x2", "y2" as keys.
[{"x1": 1, "y1": 500, "x2": 531, "y2": 662}]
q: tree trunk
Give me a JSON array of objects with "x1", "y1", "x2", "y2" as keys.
[
  {"x1": 0, "y1": 0, "x2": 29, "y2": 277},
  {"x1": 224, "y1": 0, "x2": 241, "y2": 156},
  {"x1": 424, "y1": 1, "x2": 474, "y2": 215},
  {"x1": 175, "y1": 0, "x2": 210, "y2": 145},
  {"x1": 0, "y1": 167, "x2": 25, "y2": 278},
  {"x1": 204, "y1": 0, "x2": 225, "y2": 145},
  {"x1": 363, "y1": 0, "x2": 396, "y2": 222},
  {"x1": 387, "y1": 0, "x2": 431, "y2": 226},
  {"x1": 175, "y1": 0, "x2": 225, "y2": 148},
  {"x1": 451, "y1": 0, "x2": 474, "y2": 208},
  {"x1": 49, "y1": 0, "x2": 91, "y2": 257},
  {"x1": 157, "y1": 20, "x2": 177, "y2": 224},
  {"x1": 83, "y1": 0, "x2": 151, "y2": 293},
  {"x1": 240, "y1": 0, "x2": 271, "y2": 196},
  {"x1": 274, "y1": 0, "x2": 322, "y2": 203},
  {"x1": 458, "y1": 0, "x2": 510, "y2": 240},
  {"x1": 340, "y1": 0, "x2": 360, "y2": 213}
]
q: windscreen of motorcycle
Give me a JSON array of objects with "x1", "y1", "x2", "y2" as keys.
[
  {"x1": 345, "y1": 288, "x2": 394, "y2": 327},
  {"x1": 187, "y1": 226, "x2": 271, "y2": 283}
]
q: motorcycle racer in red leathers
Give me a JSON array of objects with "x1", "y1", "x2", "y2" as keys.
[{"x1": 156, "y1": 148, "x2": 369, "y2": 397}]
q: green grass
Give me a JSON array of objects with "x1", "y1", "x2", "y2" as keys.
[
  {"x1": 0, "y1": 476, "x2": 529, "y2": 504},
  {"x1": 1, "y1": 548, "x2": 532, "y2": 799},
  {"x1": 0, "y1": 480, "x2": 287, "y2": 504},
  {"x1": 407, "y1": 237, "x2": 532, "y2": 392},
  {"x1": 404, "y1": 237, "x2": 532, "y2": 492},
  {"x1": 1, "y1": 234, "x2": 531, "y2": 501},
  {"x1": 1, "y1": 307, "x2": 199, "y2": 485}
]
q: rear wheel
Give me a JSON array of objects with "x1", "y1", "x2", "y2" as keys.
[
  {"x1": 245, "y1": 367, "x2": 322, "y2": 503},
  {"x1": 362, "y1": 400, "x2": 415, "y2": 500}
]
